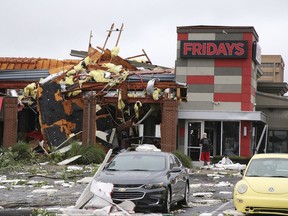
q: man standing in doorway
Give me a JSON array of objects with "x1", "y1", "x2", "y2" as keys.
[{"x1": 199, "y1": 132, "x2": 212, "y2": 168}]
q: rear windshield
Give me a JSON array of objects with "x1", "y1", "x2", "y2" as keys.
[{"x1": 106, "y1": 154, "x2": 166, "y2": 171}]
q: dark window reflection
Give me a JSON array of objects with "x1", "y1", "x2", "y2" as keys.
[
  {"x1": 222, "y1": 122, "x2": 239, "y2": 156},
  {"x1": 267, "y1": 131, "x2": 288, "y2": 153}
]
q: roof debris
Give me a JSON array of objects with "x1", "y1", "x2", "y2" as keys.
[{"x1": 0, "y1": 24, "x2": 187, "y2": 150}]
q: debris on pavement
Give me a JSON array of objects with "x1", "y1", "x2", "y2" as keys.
[
  {"x1": 74, "y1": 149, "x2": 112, "y2": 209},
  {"x1": 214, "y1": 157, "x2": 246, "y2": 170},
  {"x1": 57, "y1": 155, "x2": 82, "y2": 166}
]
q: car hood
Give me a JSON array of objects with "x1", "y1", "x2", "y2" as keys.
[
  {"x1": 245, "y1": 177, "x2": 288, "y2": 194},
  {"x1": 96, "y1": 170, "x2": 166, "y2": 184}
]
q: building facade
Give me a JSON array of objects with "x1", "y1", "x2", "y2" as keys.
[
  {"x1": 175, "y1": 26, "x2": 266, "y2": 160},
  {"x1": 256, "y1": 54, "x2": 288, "y2": 154},
  {"x1": 258, "y1": 55, "x2": 285, "y2": 83}
]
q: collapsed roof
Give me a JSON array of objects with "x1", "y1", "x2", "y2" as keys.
[{"x1": 0, "y1": 27, "x2": 187, "y2": 149}]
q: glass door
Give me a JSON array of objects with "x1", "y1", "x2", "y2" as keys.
[{"x1": 188, "y1": 122, "x2": 202, "y2": 161}]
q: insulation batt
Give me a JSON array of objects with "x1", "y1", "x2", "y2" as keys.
[
  {"x1": 102, "y1": 63, "x2": 122, "y2": 74},
  {"x1": 111, "y1": 46, "x2": 120, "y2": 58},
  {"x1": 134, "y1": 101, "x2": 142, "y2": 118},
  {"x1": 24, "y1": 82, "x2": 36, "y2": 98},
  {"x1": 67, "y1": 69, "x2": 77, "y2": 76},
  {"x1": 65, "y1": 76, "x2": 74, "y2": 85},
  {"x1": 152, "y1": 88, "x2": 162, "y2": 100},
  {"x1": 89, "y1": 70, "x2": 111, "y2": 83}
]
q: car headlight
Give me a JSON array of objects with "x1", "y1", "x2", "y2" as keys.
[
  {"x1": 237, "y1": 184, "x2": 248, "y2": 194},
  {"x1": 143, "y1": 182, "x2": 164, "y2": 189}
]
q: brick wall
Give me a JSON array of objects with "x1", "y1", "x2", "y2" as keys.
[
  {"x1": 3, "y1": 97, "x2": 18, "y2": 147},
  {"x1": 161, "y1": 100, "x2": 179, "y2": 152}
]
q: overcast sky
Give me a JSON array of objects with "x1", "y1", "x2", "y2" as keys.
[{"x1": 1, "y1": 0, "x2": 288, "y2": 80}]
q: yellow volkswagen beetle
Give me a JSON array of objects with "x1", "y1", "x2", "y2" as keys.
[{"x1": 234, "y1": 153, "x2": 288, "y2": 215}]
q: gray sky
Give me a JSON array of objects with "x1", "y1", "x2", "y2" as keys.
[{"x1": 1, "y1": 0, "x2": 288, "y2": 80}]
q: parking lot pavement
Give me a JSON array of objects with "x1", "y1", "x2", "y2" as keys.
[
  {"x1": 0, "y1": 164, "x2": 244, "y2": 216},
  {"x1": 173, "y1": 167, "x2": 243, "y2": 216}
]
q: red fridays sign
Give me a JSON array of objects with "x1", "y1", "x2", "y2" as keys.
[{"x1": 180, "y1": 40, "x2": 248, "y2": 59}]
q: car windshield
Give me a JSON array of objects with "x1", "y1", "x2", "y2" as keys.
[
  {"x1": 245, "y1": 158, "x2": 288, "y2": 177},
  {"x1": 106, "y1": 154, "x2": 166, "y2": 171}
]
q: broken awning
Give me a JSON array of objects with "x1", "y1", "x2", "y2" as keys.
[{"x1": 178, "y1": 110, "x2": 267, "y2": 123}]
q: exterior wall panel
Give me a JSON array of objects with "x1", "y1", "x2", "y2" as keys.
[
  {"x1": 176, "y1": 67, "x2": 187, "y2": 75},
  {"x1": 214, "y1": 84, "x2": 241, "y2": 93},
  {"x1": 213, "y1": 102, "x2": 241, "y2": 111},
  {"x1": 187, "y1": 59, "x2": 214, "y2": 67},
  {"x1": 215, "y1": 33, "x2": 243, "y2": 40},
  {"x1": 187, "y1": 93, "x2": 213, "y2": 101},
  {"x1": 180, "y1": 101, "x2": 213, "y2": 110},
  {"x1": 215, "y1": 67, "x2": 242, "y2": 76},
  {"x1": 188, "y1": 33, "x2": 215, "y2": 40},
  {"x1": 188, "y1": 84, "x2": 214, "y2": 93},
  {"x1": 187, "y1": 67, "x2": 214, "y2": 76},
  {"x1": 214, "y1": 76, "x2": 242, "y2": 85}
]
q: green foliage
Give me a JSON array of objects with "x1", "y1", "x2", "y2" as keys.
[
  {"x1": 0, "y1": 145, "x2": 30, "y2": 172},
  {"x1": 10, "y1": 140, "x2": 32, "y2": 161},
  {"x1": 48, "y1": 152, "x2": 65, "y2": 163},
  {"x1": 31, "y1": 208, "x2": 56, "y2": 216},
  {"x1": 172, "y1": 150, "x2": 192, "y2": 168},
  {"x1": 33, "y1": 181, "x2": 48, "y2": 188},
  {"x1": 65, "y1": 141, "x2": 106, "y2": 165}
]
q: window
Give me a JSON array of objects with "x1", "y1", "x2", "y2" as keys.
[
  {"x1": 267, "y1": 130, "x2": 288, "y2": 153},
  {"x1": 261, "y1": 63, "x2": 274, "y2": 68},
  {"x1": 173, "y1": 155, "x2": 182, "y2": 167},
  {"x1": 107, "y1": 154, "x2": 166, "y2": 171},
  {"x1": 222, "y1": 122, "x2": 239, "y2": 156},
  {"x1": 246, "y1": 158, "x2": 288, "y2": 177},
  {"x1": 263, "y1": 72, "x2": 274, "y2": 76}
]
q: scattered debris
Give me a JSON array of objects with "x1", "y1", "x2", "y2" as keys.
[
  {"x1": 135, "y1": 144, "x2": 161, "y2": 152},
  {"x1": 219, "y1": 191, "x2": 232, "y2": 195},
  {"x1": 32, "y1": 188, "x2": 58, "y2": 196},
  {"x1": 215, "y1": 157, "x2": 246, "y2": 170},
  {"x1": 214, "y1": 181, "x2": 233, "y2": 187},
  {"x1": 57, "y1": 155, "x2": 82, "y2": 166},
  {"x1": 193, "y1": 192, "x2": 214, "y2": 198},
  {"x1": 74, "y1": 149, "x2": 112, "y2": 209},
  {"x1": 85, "y1": 181, "x2": 114, "y2": 209},
  {"x1": 192, "y1": 199, "x2": 222, "y2": 206}
]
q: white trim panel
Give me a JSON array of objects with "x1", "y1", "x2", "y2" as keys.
[{"x1": 178, "y1": 110, "x2": 266, "y2": 122}]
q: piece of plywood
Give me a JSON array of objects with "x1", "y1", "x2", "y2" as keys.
[
  {"x1": 57, "y1": 155, "x2": 82, "y2": 166},
  {"x1": 74, "y1": 149, "x2": 112, "y2": 209}
]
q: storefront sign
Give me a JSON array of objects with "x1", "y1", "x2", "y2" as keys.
[
  {"x1": 252, "y1": 41, "x2": 261, "y2": 65},
  {"x1": 180, "y1": 40, "x2": 248, "y2": 59}
]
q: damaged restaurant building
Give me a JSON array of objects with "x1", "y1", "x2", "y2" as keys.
[
  {"x1": 0, "y1": 44, "x2": 187, "y2": 152},
  {"x1": 1, "y1": 25, "x2": 288, "y2": 160}
]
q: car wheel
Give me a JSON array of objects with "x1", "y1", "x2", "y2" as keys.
[
  {"x1": 178, "y1": 182, "x2": 189, "y2": 206},
  {"x1": 163, "y1": 187, "x2": 171, "y2": 213}
]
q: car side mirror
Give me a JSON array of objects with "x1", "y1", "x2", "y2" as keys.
[
  {"x1": 240, "y1": 169, "x2": 245, "y2": 175},
  {"x1": 171, "y1": 167, "x2": 181, "y2": 172}
]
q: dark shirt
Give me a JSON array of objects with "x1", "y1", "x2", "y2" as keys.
[{"x1": 200, "y1": 137, "x2": 212, "y2": 152}]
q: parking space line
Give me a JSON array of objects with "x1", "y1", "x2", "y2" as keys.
[{"x1": 210, "y1": 200, "x2": 232, "y2": 214}]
